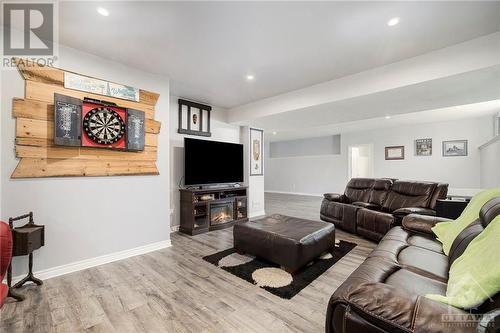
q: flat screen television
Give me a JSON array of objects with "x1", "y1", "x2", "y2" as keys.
[{"x1": 184, "y1": 138, "x2": 244, "y2": 186}]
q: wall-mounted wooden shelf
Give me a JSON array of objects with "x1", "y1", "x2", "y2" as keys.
[{"x1": 11, "y1": 58, "x2": 162, "y2": 178}]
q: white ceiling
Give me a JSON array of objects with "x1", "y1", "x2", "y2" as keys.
[
  {"x1": 252, "y1": 65, "x2": 500, "y2": 140},
  {"x1": 266, "y1": 99, "x2": 500, "y2": 142},
  {"x1": 59, "y1": 1, "x2": 500, "y2": 108}
]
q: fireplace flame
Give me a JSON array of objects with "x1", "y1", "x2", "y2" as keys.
[{"x1": 212, "y1": 211, "x2": 232, "y2": 224}]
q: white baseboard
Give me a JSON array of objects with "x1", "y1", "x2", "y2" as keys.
[
  {"x1": 265, "y1": 190, "x2": 323, "y2": 197},
  {"x1": 249, "y1": 210, "x2": 266, "y2": 218},
  {"x1": 12, "y1": 240, "x2": 171, "y2": 283}
]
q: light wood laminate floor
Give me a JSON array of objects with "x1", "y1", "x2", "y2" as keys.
[{"x1": 0, "y1": 193, "x2": 376, "y2": 333}]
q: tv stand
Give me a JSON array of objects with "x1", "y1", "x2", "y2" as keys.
[
  {"x1": 179, "y1": 186, "x2": 248, "y2": 235},
  {"x1": 185, "y1": 183, "x2": 243, "y2": 190}
]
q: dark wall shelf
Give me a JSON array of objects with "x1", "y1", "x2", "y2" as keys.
[{"x1": 179, "y1": 186, "x2": 248, "y2": 236}]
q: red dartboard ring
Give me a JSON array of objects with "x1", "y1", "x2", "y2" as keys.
[{"x1": 82, "y1": 107, "x2": 125, "y2": 145}]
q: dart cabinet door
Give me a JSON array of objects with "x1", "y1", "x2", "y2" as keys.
[
  {"x1": 126, "y1": 108, "x2": 145, "y2": 151},
  {"x1": 54, "y1": 93, "x2": 82, "y2": 146}
]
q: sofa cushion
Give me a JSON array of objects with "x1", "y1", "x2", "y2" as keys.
[
  {"x1": 407, "y1": 235, "x2": 443, "y2": 253},
  {"x1": 367, "y1": 227, "x2": 448, "y2": 281},
  {"x1": 429, "y1": 183, "x2": 449, "y2": 210},
  {"x1": 382, "y1": 181, "x2": 437, "y2": 212},
  {"x1": 344, "y1": 178, "x2": 375, "y2": 203},
  {"x1": 448, "y1": 220, "x2": 483, "y2": 266},
  {"x1": 385, "y1": 269, "x2": 447, "y2": 296},
  {"x1": 368, "y1": 179, "x2": 392, "y2": 206},
  {"x1": 398, "y1": 246, "x2": 449, "y2": 282},
  {"x1": 479, "y1": 196, "x2": 500, "y2": 227},
  {"x1": 373, "y1": 226, "x2": 444, "y2": 253}
]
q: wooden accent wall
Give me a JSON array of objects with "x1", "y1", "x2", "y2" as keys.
[{"x1": 11, "y1": 59, "x2": 162, "y2": 178}]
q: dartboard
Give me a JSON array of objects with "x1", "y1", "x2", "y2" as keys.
[{"x1": 83, "y1": 107, "x2": 125, "y2": 145}]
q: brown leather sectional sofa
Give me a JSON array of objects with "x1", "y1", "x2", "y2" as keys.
[
  {"x1": 320, "y1": 178, "x2": 448, "y2": 241},
  {"x1": 325, "y1": 197, "x2": 500, "y2": 333}
]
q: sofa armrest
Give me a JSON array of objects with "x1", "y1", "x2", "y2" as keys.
[
  {"x1": 402, "y1": 214, "x2": 452, "y2": 236},
  {"x1": 328, "y1": 282, "x2": 474, "y2": 333},
  {"x1": 323, "y1": 193, "x2": 345, "y2": 202},
  {"x1": 393, "y1": 207, "x2": 437, "y2": 217},
  {"x1": 352, "y1": 202, "x2": 381, "y2": 210}
]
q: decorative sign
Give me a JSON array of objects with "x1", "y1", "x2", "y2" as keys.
[
  {"x1": 250, "y1": 128, "x2": 264, "y2": 176},
  {"x1": 415, "y1": 138, "x2": 432, "y2": 156},
  {"x1": 64, "y1": 72, "x2": 139, "y2": 102},
  {"x1": 178, "y1": 98, "x2": 211, "y2": 137},
  {"x1": 126, "y1": 109, "x2": 145, "y2": 151},
  {"x1": 54, "y1": 93, "x2": 82, "y2": 146}
]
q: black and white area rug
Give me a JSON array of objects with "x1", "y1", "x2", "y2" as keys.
[{"x1": 203, "y1": 240, "x2": 356, "y2": 299}]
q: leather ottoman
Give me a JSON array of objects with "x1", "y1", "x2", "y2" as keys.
[{"x1": 233, "y1": 214, "x2": 336, "y2": 273}]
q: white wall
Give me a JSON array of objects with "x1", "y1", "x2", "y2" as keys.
[
  {"x1": 480, "y1": 137, "x2": 500, "y2": 188},
  {"x1": 241, "y1": 127, "x2": 266, "y2": 217},
  {"x1": 266, "y1": 116, "x2": 493, "y2": 196},
  {"x1": 169, "y1": 95, "x2": 240, "y2": 228},
  {"x1": 269, "y1": 135, "x2": 341, "y2": 158},
  {"x1": 1, "y1": 45, "x2": 171, "y2": 277}
]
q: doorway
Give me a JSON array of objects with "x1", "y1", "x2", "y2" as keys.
[{"x1": 348, "y1": 144, "x2": 374, "y2": 179}]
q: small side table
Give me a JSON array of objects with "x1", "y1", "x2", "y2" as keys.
[
  {"x1": 7, "y1": 212, "x2": 45, "y2": 301},
  {"x1": 436, "y1": 198, "x2": 470, "y2": 219}
]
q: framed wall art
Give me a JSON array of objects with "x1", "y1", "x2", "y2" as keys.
[
  {"x1": 178, "y1": 98, "x2": 211, "y2": 137},
  {"x1": 415, "y1": 138, "x2": 432, "y2": 156},
  {"x1": 385, "y1": 146, "x2": 405, "y2": 160},
  {"x1": 443, "y1": 140, "x2": 468, "y2": 157},
  {"x1": 250, "y1": 128, "x2": 264, "y2": 176}
]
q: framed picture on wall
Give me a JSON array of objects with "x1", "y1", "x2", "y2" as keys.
[
  {"x1": 443, "y1": 140, "x2": 468, "y2": 157},
  {"x1": 178, "y1": 98, "x2": 211, "y2": 137},
  {"x1": 385, "y1": 146, "x2": 405, "y2": 160},
  {"x1": 415, "y1": 138, "x2": 432, "y2": 156},
  {"x1": 250, "y1": 128, "x2": 264, "y2": 176}
]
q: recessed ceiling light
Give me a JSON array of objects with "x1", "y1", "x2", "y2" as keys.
[
  {"x1": 246, "y1": 74, "x2": 254, "y2": 81},
  {"x1": 387, "y1": 17, "x2": 400, "y2": 26},
  {"x1": 385, "y1": 115, "x2": 392, "y2": 120},
  {"x1": 272, "y1": 131, "x2": 277, "y2": 135},
  {"x1": 97, "y1": 7, "x2": 110, "y2": 16}
]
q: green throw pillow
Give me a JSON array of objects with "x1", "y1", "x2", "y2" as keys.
[
  {"x1": 432, "y1": 188, "x2": 500, "y2": 255},
  {"x1": 426, "y1": 215, "x2": 500, "y2": 309}
]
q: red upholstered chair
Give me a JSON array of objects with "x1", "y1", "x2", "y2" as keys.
[{"x1": 0, "y1": 221, "x2": 13, "y2": 308}]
